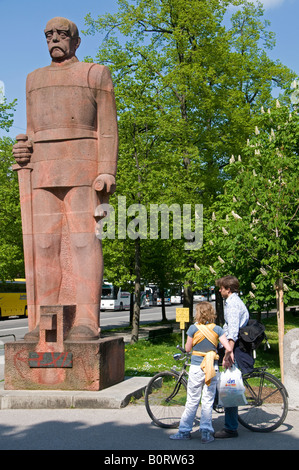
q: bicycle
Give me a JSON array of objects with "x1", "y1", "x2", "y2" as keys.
[{"x1": 144, "y1": 345, "x2": 288, "y2": 433}]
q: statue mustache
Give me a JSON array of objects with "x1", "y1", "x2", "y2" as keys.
[{"x1": 50, "y1": 45, "x2": 65, "y2": 53}]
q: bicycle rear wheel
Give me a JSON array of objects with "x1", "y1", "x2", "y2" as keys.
[
  {"x1": 238, "y1": 371, "x2": 288, "y2": 432},
  {"x1": 145, "y1": 371, "x2": 187, "y2": 428}
]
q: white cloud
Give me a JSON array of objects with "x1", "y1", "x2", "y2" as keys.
[
  {"x1": 228, "y1": 0, "x2": 290, "y2": 12},
  {"x1": 229, "y1": 0, "x2": 298, "y2": 11},
  {"x1": 251, "y1": 0, "x2": 287, "y2": 9}
]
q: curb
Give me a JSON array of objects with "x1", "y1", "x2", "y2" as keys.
[{"x1": 0, "y1": 376, "x2": 149, "y2": 410}]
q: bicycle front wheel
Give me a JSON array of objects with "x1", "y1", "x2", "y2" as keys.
[
  {"x1": 238, "y1": 371, "x2": 288, "y2": 432},
  {"x1": 145, "y1": 371, "x2": 187, "y2": 428}
]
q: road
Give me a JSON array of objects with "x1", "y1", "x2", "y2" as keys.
[
  {"x1": 0, "y1": 304, "x2": 181, "y2": 345},
  {"x1": 101, "y1": 304, "x2": 179, "y2": 329},
  {"x1": 0, "y1": 304, "x2": 181, "y2": 378}
]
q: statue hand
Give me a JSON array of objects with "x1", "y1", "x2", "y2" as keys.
[
  {"x1": 13, "y1": 134, "x2": 33, "y2": 165},
  {"x1": 93, "y1": 174, "x2": 116, "y2": 221},
  {"x1": 93, "y1": 174, "x2": 116, "y2": 195}
]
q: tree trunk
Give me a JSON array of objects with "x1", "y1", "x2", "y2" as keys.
[
  {"x1": 131, "y1": 238, "x2": 141, "y2": 344},
  {"x1": 129, "y1": 292, "x2": 134, "y2": 326},
  {"x1": 215, "y1": 288, "x2": 224, "y2": 326},
  {"x1": 160, "y1": 289, "x2": 167, "y2": 322},
  {"x1": 256, "y1": 311, "x2": 262, "y2": 322},
  {"x1": 275, "y1": 278, "x2": 285, "y2": 383},
  {"x1": 183, "y1": 280, "x2": 193, "y2": 323}
]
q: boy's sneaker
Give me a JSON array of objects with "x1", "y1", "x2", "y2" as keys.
[
  {"x1": 201, "y1": 430, "x2": 214, "y2": 444},
  {"x1": 169, "y1": 431, "x2": 191, "y2": 440}
]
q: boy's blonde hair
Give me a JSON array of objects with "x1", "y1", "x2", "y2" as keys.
[{"x1": 194, "y1": 301, "x2": 216, "y2": 325}]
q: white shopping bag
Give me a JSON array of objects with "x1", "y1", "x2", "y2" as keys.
[{"x1": 217, "y1": 365, "x2": 247, "y2": 407}]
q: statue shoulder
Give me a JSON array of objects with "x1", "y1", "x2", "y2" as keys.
[
  {"x1": 87, "y1": 63, "x2": 114, "y2": 91},
  {"x1": 26, "y1": 66, "x2": 50, "y2": 90},
  {"x1": 28, "y1": 64, "x2": 52, "y2": 76},
  {"x1": 27, "y1": 66, "x2": 45, "y2": 78}
]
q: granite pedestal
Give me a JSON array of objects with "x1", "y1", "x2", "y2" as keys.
[{"x1": 4, "y1": 305, "x2": 124, "y2": 391}]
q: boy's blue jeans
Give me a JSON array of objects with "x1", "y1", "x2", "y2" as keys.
[{"x1": 224, "y1": 405, "x2": 238, "y2": 431}]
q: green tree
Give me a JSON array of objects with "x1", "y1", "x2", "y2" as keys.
[
  {"x1": 84, "y1": 0, "x2": 294, "y2": 339},
  {"x1": 0, "y1": 97, "x2": 23, "y2": 280},
  {"x1": 0, "y1": 98, "x2": 17, "y2": 132},
  {"x1": 0, "y1": 136, "x2": 24, "y2": 280},
  {"x1": 85, "y1": 0, "x2": 292, "y2": 195},
  {"x1": 197, "y1": 102, "x2": 298, "y2": 316}
]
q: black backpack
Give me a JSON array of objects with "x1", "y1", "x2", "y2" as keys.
[{"x1": 238, "y1": 319, "x2": 268, "y2": 355}]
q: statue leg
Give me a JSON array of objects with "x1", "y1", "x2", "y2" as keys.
[
  {"x1": 64, "y1": 186, "x2": 103, "y2": 340},
  {"x1": 25, "y1": 188, "x2": 64, "y2": 339}
]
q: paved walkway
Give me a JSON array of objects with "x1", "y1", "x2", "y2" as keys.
[
  {"x1": 0, "y1": 325, "x2": 298, "y2": 451},
  {"x1": 0, "y1": 405, "x2": 298, "y2": 450}
]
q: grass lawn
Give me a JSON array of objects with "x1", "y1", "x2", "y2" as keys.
[{"x1": 124, "y1": 311, "x2": 299, "y2": 380}]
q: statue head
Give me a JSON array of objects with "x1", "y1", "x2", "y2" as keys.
[{"x1": 44, "y1": 17, "x2": 81, "y2": 62}]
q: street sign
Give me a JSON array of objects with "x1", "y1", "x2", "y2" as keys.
[
  {"x1": 176, "y1": 308, "x2": 189, "y2": 347},
  {"x1": 176, "y1": 308, "x2": 189, "y2": 329}
]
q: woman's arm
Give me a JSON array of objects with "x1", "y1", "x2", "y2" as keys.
[{"x1": 185, "y1": 336, "x2": 193, "y2": 353}]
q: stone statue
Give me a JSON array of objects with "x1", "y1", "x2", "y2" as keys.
[{"x1": 13, "y1": 17, "x2": 118, "y2": 342}]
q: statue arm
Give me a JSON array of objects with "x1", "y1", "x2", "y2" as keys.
[
  {"x1": 25, "y1": 73, "x2": 35, "y2": 143},
  {"x1": 90, "y1": 64, "x2": 118, "y2": 195}
]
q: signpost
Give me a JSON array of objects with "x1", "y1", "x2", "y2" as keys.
[{"x1": 176, "y1": 308, "x2": 189, "y2": 347}]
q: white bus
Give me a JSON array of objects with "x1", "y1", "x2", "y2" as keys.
[
  {"x1": 140, "y1": 291, "x2": 150, "y2": 308},
  {"x1": 100, "y1": 283, "x2": 131, "y2": 311},
  {"x1": 193, "y1": 286, "x2": 216, "y2": 302},
  {"x1": 157, "y1": 289, "x2": 171, "y2": 306},
  {"x1": 169, "y1": 285, "x2": 183, "y2": 304},
  {"x1": 144, "y1": 285, "x2": 172, "y2": 306}
]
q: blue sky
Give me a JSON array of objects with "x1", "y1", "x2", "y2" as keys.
[{"x1": 0, "y1": 0, "x2": 298, "y2": 139}]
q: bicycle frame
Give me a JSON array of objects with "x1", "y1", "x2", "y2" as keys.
[
  {"x1": 242, "y1": 367, "x2": 288, "y2": 405},
  {"x1": 165, "y1": 373, "x2": 187, "y2": 403},
  {"x1": 145, "y1": 347, "x2": 288, "y2": 432},
  {"x1": 243, "y1": 369, "x2": 266, "y2": 406}
]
